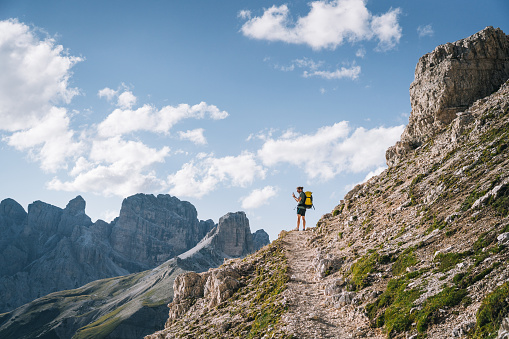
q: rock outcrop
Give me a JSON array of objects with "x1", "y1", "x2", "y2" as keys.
[
  {"x1": 0, "y1": 211, "x2": 269, "y2": 339},
  {"x1": 0, "y1": 193, "x2": 215, "y2": 312},
  {"x1": 177, "y1": 212, "x2": 268, "y2": 272},
  {"x1": 387, "y1": 26, "x2": 509, "y2": 166}
]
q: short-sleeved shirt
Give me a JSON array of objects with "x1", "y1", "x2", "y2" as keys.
[{"x1": 297, "y1": 192, "x2": 306, "y2": 207}]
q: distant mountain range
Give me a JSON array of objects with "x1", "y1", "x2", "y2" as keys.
[
  {"x1": 0, "y1": 208, "x2": 267, "y2": 338},
  {"x1": 0, "y1": 193, "x2": 221, "y2": 312}
]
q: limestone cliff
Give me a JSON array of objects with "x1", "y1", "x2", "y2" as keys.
[
  {"x1": 0, "y1": 211, "x2": 269, "y2": 339},
  {"x1": 386, "y1": 26, "x2": 509, "y2": 166},
  {"x1": 146, "y1": 27, "x2": 509, "y2": 339}
]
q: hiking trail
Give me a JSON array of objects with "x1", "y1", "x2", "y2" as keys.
[{"x1": 279, "y1": 230, "x2": 383, "y2": 338}]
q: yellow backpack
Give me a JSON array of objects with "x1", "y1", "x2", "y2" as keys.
[{"x1": 304, "y1": 191, "x2": 314, "y2": 209}]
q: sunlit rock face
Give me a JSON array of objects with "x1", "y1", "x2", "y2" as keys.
[{"x1": 387, "y1": 26, "x2": 509, "y2": 166}]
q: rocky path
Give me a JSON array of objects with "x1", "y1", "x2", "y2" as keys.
[{"x1": 280, "y1": 230, "x2": 382, "y2": 339}]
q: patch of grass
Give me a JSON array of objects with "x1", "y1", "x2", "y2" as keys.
[
  {"x1": 392, "y1": 248, "x2": 418, "y2": 276},
  {"x1": 454, "y1": 262, "x2": 501, "y2": 290},
  {"x1": 74, "y1": 304, "x2": 127, "y2": 339},
  {"x1": 473, "y1": 231, "x2": 498, "y2": 253},
  {"x1": 425, "y1": 217, "x2": 447, "y2": 235},
  {"x1": 349, "y1": 252, "x2": 380, "y2": 290},
  {"x1": 407, "y1": 173, "x2": 426, "y2": 206},
  {"x1": 415, "y1": 286, "x2": 467, "y2": 333},
  {"x1": 366, "y1": 276, "x2": 422, "y2": 335},
  {"x1": 246, "y1": 241, "x2": 290, "y2": 338},
  {"x1": 411, "y1": 173, "x2": 426, "y2": 186},
  {"x1": 461, "y1": 189, "x2": 487, "y2": 211},
  {"x1": 485, "y1": 183, "x2": 509, "y2": 216},
  {"x1": 433, "y1": 251, "x2": 472, "y2": 272},
  {"x1": 472, "y1": 281, "x2": 509, "y2": 338}
]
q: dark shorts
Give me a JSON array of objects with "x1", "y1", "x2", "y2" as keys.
[{"x1": 297, "y1": 207, "x2": 306, "y2": 216}]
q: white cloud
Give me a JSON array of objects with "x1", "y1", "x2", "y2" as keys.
[
  {"x1": 343, "y1": 165, "x2": 386, "y2": 192},
  {"x1": 370, "y1": 8, "x2": 402, "y2": 51},
  {"x1": 417, "y1": 24, "x2": 434, "y2": 38},
  {"x1": 117, "y1": 91, "x2": 136, "y2": 109},
  {"x1": 99, "y1": 209, "x2": 120, "y2": 222},
  {"x1": 356, "y1": 47, "x2": 366, "y2": 58},
  {"x1": 293, "y1": 58, "x2": 324, "y2": 71},
  {"x1": 5, "y1": 107, "x2": 83, "y2": 172},
  {"x1": 238, "y1": 10, "x2": 251, "y2": 19},
  {"x1": 0, "y1": 19, "x2": 84, "y2": 172},
  {"x1": 88, "y1": 136, "x2": 170, "y2": 168},
  {"x1": 303, "y1": 65, "x2": 361, "y2": 80},
  {"x1": 241, "y1": 0, "x2": 402, "y2": 51},
  {"x1": 48, "y1": 165, "x2": 168, "y2": 197},
  {"x1": 48, "y1": 136, "x2": 170, "y2": 197},
  {"x1": 98, "y1": 87, "x2": 118, "y2": 101},
  {"x1": 240, "y1": 186, "x2": 278, "y2": 209},
  {"x1": 117, "y1": 90, "x2": 137, "y2": 109},
  {"x1": 257, "y1": 122, "x2": 404, "y2": 181},
  {"x1": 97, "y1": 101, "x2": 228, "y2": 137},
  {"x1": 0, "y1": 19, "x2": 82, "y2": 132},
  {"x1": 179, "y1": 128, "x2": 207, "y2": 145},
  {"x1": 275, "y1": 57, "x2": 359, "y2": 80},
  {"x1": 167, "y1": 152, "x2": 266, "y2": 198}
]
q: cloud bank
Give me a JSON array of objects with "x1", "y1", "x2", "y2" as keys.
[
  {"x1": 241, "y1": 0, "x2": 402, "y2": 51},
  {"x1": 257, "y1": 122, "x2": 404, "y2": 181}
]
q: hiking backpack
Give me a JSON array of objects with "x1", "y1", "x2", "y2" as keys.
[{"x1": 304, "y1": 191, "x2": 314, "y2": 209}]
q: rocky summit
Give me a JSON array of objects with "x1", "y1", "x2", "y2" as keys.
[
  {"x1": 386, "y1": 26, "x2": 509, "y2": 167},
  {"x1": 0, "y1": 193, "x2": 216, "y2": 312},
  {"x1": 146, "y1": 27, "x2": 509, "y2": 339},
  {"x1": 0, "y1": 211, "x2": 268, "y2": 339}
]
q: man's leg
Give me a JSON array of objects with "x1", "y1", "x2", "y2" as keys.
[
  {"x1": 302, "y1": 216, "x2": 306, "y2": 230},
  {"x1": 296, "y1": 214, "x2": 301, "y2": 231}
]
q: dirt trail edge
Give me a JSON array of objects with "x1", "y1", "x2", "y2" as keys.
[{"x1": 279, "y1": 230, "x2": 383, "y2": 339}]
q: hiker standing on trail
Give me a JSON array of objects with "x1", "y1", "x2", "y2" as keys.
[{"x1": 292, "y1": 186, "x2": 306, "y2": 231}]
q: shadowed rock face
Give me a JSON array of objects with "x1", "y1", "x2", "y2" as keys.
[
  {"x1": 387, "y1": 26, "x2": 509, "y2": 166},
  {"x1": 0, "y1": 193, "x2": 215, "y2": 312},
  {"x1": 212, "y1": 211, "x2": 254, "y2": 257},
  {"x1": 109, "y1": 194, "x2": 215, "y2": 271}
]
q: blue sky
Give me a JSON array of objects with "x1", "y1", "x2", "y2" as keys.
[{"x1": 1, "y1": 0, "x2": 508, "y2": 241}]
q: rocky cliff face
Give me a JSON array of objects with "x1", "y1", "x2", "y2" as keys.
[
  {"x1": 0, "y1": 211, "x2": 268, "y2": 339},
  {"x1": 387, "y1": 26, "x2": 509, "y2": 167},
  {"x1": 109, "y1": 194, "x2": 215, "y2": 272},
  {"x1": 0, "y1": 193, "x2": 215, "y2": 312},
  {"x1": 146, "y1": 27, "x2": 509, "y2": 339},
  {"x1": 177, "y1": 211, "x2": 266, "y2": 273}
]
